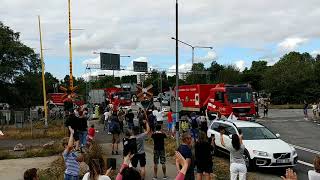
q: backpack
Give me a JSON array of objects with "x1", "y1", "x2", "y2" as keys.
[
  {"x1": 110, "y1": 116, "x2": 120, "y2": 134},
  {"x1": 191, "y1": 116, "x2": 198, "y2": 129}
]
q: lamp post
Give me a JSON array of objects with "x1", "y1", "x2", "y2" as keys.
[
  {"x1": 171, "y1": 37, "x2": 213, "y2": 65},
  {"x1": 175, "y1": 0, "x2": 179, "y2": 147}
]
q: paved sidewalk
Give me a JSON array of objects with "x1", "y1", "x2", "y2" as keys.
[{"x1": 0, "y1": 156, "x2": 58, "y2": 180}]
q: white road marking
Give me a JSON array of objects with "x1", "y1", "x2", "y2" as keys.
[
  {"x1": 298, "y1": 160, "x2": 314, "y2": 168},
  {"x1": 289, "y1": 144, "x2": 320, "y2": 155}
]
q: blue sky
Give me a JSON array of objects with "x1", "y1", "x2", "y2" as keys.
[{"x1": 1, "y1": 0, "x2": 320, "y2": 80}]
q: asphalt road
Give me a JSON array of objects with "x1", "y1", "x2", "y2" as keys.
[{"x1": 257, "y1": 109, "x2": 320, "y2": 180}]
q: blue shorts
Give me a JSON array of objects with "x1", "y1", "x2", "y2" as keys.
[
  {"x1": 167, "y1": 123, "x2": 173, "y2": 130},
  {"x1": 64, "y1": 173, "x2": 79, "y2": 180}
]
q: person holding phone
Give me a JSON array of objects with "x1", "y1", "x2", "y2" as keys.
[
  {"x1": 82, "y1": 157, "x2": 112, "y2": 180},
  {"x1": 220, "y1": 128, "x2": 247, "y2": 180}
]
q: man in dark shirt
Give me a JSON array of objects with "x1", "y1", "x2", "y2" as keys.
[
  {"x1": 151, "y1": 124, "x2": 168, "y2": 179},
  {"x1": 65, "y1": 110, "x2": 80, "y2": 150},
  {"x1": 125, "y1": 109, "x2": 135, "y2": 130},
  {"x1": 177, "y1": 132, "x2": 195, "y2": 180}
]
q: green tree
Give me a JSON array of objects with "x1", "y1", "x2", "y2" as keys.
[
  {"x1": 241, "y1": 61, "x2": 268, "y2": 91},
  {"x1": 0, "y1": 22, "x2": 41, "y2": 107},
  {"x1": 263, "y1": 52, "x2": 316, "y2": 104},
  {"x1": 216, "y1": 65, "x2": 241, "y2": 84},
  {"x1": 185, "y1": 63, "x2": 207, "y2": 84},
  {"x1": 121, "y1": 75, "x2": 137, "y2": 83},
  {"x1": 207, "y1": 61, "x2": 224, "y2": 83}
]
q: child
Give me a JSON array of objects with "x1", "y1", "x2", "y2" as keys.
[
  {"x1": 87, "y1": 124, "x2": 95, "y2": 141},
  {"x1": 62, "y1": 127, "x2": 84, "y2": 180}
]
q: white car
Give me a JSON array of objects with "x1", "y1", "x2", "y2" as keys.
[{"x1": 207, "y1": 120, "x2": 298, "y2": 170}]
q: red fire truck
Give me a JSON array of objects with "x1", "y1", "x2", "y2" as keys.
[
  {"x1": 178, "y1": 84, "x2": 256, "y2": 120},
  {"x1": 104, "y1": 88, "x2": 132, "y2": 108},
  {"x1": 48, "y1": 93, "x2": 84, "y2": 107}
]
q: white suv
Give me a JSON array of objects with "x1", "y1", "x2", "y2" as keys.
[{"x1": 207, "y1": 120, "x2": 298, "y2": 169}]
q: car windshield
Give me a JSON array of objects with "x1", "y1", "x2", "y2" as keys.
[
  {"x1": 227, "y1": 87, "x2": 252, "y2": 103},
  {"x1": 239, "y1": 127, "x2": 277, "y2": 140},
  {"x1": 114, "y1": 92, "x2": 131, "y2": 99}
]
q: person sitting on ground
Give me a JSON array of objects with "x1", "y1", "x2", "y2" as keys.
[
  {"x1": 110, "y1": 111, "x2": 121, "y2": 155},
  {"x1": 82, "y1": 157, "x2": 112, "y2": 180},
  {"x1": 131, "y1": 120, "x2": 150, "y2": 180},
  {"x1": 308, "y1": 155, "x2": 320, "y2": 180},
  {"x1": 151, "y1": 124, "x2": 168, "y2": 179},
  {"x1": 195, "y1": 132, "x2": 214, "y2": 180},
  {"x1": 63, "y1": 127, "x2": 84, "y2": 180},
  {"x1": 24, "y1": 168, "x2": 39, "y2": 180}
]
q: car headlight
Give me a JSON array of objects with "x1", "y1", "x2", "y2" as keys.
[{"x1": 253, "y1": 150, "x2": 269, "y2": 157}]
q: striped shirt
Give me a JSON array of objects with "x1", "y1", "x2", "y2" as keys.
[{"x1": 63, "y1": 150, "x2": 80, "y2": 176}]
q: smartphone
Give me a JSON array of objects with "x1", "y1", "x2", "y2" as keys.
[
  {"x1": 106, "y1": 158, "x2": 116, "y2": 170},
  {"x1": 211, "y1": 134, "x2": 215, "y2": 139}
]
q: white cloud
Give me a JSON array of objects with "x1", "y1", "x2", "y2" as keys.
[
  {"x1": 2, "y1": 0, "x2": 320, "y2": 78},
  {"x1": 278, "y1": 37, "x2": 308, "y2": 52},
  {"x1": 195, "y1": 51, "x2": 217, "y2": 63},
  {"x1": 311, "y1": 50, "x2": 320, "y2": 57},
  {"x1": 235, "y1": 60, "x2": 246, "y2": 72},
  {"x1": 82, "y1": 56, "x2": 100, "y2": 65},
  {"x1": 167, "y1": 63, "x2": 193, "y2": 76}
]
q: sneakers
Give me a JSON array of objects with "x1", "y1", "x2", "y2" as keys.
[
  {"x1": 116, "y1": 151, "x2": 119, "y2": 155},
  {"x1": 163, "y1": 176, "x2": 168, "y2": 179},
  {"x1": 152, "y1": 177, "x2": 157, "y2": 180},
  {"x1": 112, "y1": 151, "x2": 115, "y2": 155}
]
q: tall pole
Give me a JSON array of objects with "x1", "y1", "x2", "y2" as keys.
[
  {"x1": 159, "y1": 72, "x2": 163, "y2": 111},
  {"x1": 38, "y1": 15, "x2": 48, "y2": 128},
  {"x1": 192, "y1": 47, "x2": 195, "y2": 65},
  {"x1": 175, "y1": 0, "x2": 180, "y2": 146},
  {"x1": 68, "y1": 0, "x2": 74, "y2": 90}
]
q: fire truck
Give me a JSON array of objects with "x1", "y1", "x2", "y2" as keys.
[
  {"x1": 178, "y1": 84, "x2": 256, "y2": 120},
  {"x1": 104, "y1": 88, "x2": 132, "y2": 108}
]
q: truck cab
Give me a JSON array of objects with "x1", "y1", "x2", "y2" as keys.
[{"x1": 206, "y1": 84, "x2": 256, "y2": 121}]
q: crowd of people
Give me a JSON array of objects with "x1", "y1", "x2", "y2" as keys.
[{"x1": 22, "y1": 104, "x2": 320, "y2": 180}]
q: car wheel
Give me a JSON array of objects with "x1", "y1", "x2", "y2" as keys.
[{"x1": 244, "y1": 150, "x2": 256, "y2": 171}]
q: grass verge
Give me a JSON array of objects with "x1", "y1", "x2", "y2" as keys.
[
  {"x1": 38, "y1": 141, "x2": 106, "y2": 180},
  {"x1": 269, "y1": 104, "x2": 303, "y2": 109},
  {"x1": 2, "y1": 121, "x2": 65, "y2": 140},
  {"x1": 0, "y1": 142, "x2": 64, "y2": 160}
]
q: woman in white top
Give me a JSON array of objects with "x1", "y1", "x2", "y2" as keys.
[
  {"x1": 83, "y1": 157, "x2": 112, "y2": 180},
  {"x1": 308, "y1": 155, "x2": 320, "y2": 180}
]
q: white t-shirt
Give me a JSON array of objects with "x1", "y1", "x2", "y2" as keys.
[
  {"x1": 308, "y1": 170, "x2": 320, "y2": 180},
  {"x1": 153, "y1": 110, "x2": 163, "y2": 122},
  {"x1": 82, "y1": 172, "x2": 111, "y2": 180},
  {"x1": 104, "y1": 112, "x2": 109, "y2": 121},
  {"x1": 312, "y1": 104, "x2": 317, "y2": 111}
]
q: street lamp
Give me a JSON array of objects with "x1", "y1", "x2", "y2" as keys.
[
  {"x1": 171, "y1": 37, "x2": 213, "y2": 65},
  {"x1": 175, "y1": 0, "x2": 179, "y2": 146}
]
